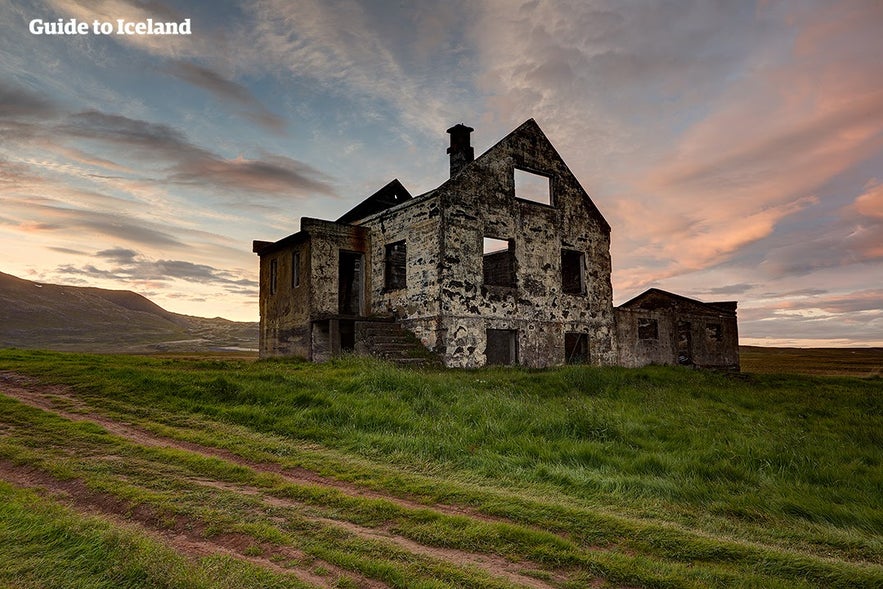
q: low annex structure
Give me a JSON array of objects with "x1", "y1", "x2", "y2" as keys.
[{"x1": 253, "y1": 119, "x2": 739, "y2": 370}]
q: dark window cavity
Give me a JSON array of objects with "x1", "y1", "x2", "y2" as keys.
[
  {"x1": 514, "y1": 168, "x2": 552, "y2": 205},
  {"x1": 483, "y1": 237, "x2": 515, "y2": 287},
  {"x1": 561, "y1": 249, "x2": 586, "y2": 295},
  {"x1": 637, "y1": 318, "x2": 658, "y2": 340},
  {"x1": 565, "y1": 332, "x2": 590, "y2": 364},
  {"x1": 292, "y1": 251, "x2": 300, "y2": 288},
  {"x1": 486, "y1": 329, "x2": 518, "y2": 365},
  {"x1": 338, "y1": 251, "x2": 364, "y2": 316},
  {"x1": 384, "y1": 240, "x2": 407, "y2": 291},
  {"x1": 705, "y1": 323, "x2": 723, "y2": 342},
  {"x1": 269, "y1": 258, "x2": 278, "y2": 295}
]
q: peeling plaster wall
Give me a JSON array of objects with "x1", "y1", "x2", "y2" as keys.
[
  {"x1": 258, "y1": 240, "x2": 310, "y2": 358},
  {"x1": 435, "y1": 121, "x2": 617, "y2": 368},
  {"x1": 301, "y1": 218, "x2": 370, "y2": 318},
  {"x1": 616, "y1": 305, "x2": 739, "y2": 370},
  {"x1": 359, "y1": 196, "x2": 443, "y2": 351}
]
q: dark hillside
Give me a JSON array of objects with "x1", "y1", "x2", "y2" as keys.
[{"x1": 0, "y1": 271, "x2": 257, "y2": 352}]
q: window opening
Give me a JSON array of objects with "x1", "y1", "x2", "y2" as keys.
[
  {"x1": 565, "y1": 332, "x2": 590, "y2": 364},
  {"x1": 514, "y1": 168, "x2": 551, "y2": 205},
  {"x1": 705, "y1": 323, "x2": 722, "y2": 342},
  {"x1": 561, "y1": 249, "x2": 586, "y2": 295},
  {"x1": 486, "y1": 329, "x2": 518, "y2": 365},
  {"x1": 637, "y1": 318, "x2": 658, "y2": 340},
  {"x1": 384, "y1": 241, "x2": 407, "y2": 290},
  {"x1": 292, "y1": 251, "x2": 300, "y2": 288},
  {"x1": 338, "y1": 250, "x2": 364, "y2": 315},
  {"x1": 483, "y1": 237, "x2": 515, "y2": 287}
]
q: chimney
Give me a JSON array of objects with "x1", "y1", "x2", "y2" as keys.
[{"x1": 446, "y1": 123, "x2": 474, "y2": 177}]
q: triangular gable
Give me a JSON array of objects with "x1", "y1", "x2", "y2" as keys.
[
  {"x1": 619, "y1": 288, "x2": 737, "y2": 316},
  {"x1": 336, "y1": 179, "x2": 412, "y2": 224},
  {"x1": 465, "y1": 118, "x2": 611, "y2": 233}
]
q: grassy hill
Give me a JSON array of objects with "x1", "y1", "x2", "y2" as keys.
[
  {"x1": 0, "y1": 271, "x2": 257, "y2": 352},
  {"x1": 0, "y1": 350, "x2": 880, "y2": 588}
]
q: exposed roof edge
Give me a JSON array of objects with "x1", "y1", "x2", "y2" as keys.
[
  {"x1": 618, "y1": 287, "x2": 737, "y2": 314},
  {"x1": 336, "y1": 178, "x2": 413, "y2": 224}
]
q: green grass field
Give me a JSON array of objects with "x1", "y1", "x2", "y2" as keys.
[{"x1": 0, "y1": 348, "x2": 880, "y2": 588}]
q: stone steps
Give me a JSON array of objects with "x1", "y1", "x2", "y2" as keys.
[{"x1": 355, "y1": 319, "x2": 440, "y2": 367}]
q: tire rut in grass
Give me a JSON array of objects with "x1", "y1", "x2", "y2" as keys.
[
  {"x1": 188, "y1": 477, "x2": 565, "y2": 589},
  {"x1": 0, "y1": 459, "x2": 367, "y2": 589},
  {"x1": 0, "y1": 372, "x2": 573, "y2": 589},
  {"x1": 0, "y1": 371, "x2": 505, "y2": 524}
]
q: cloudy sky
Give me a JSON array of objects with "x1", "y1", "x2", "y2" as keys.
[{"x1": 1, "y1": 0, "x2": 881, "y2": 346}]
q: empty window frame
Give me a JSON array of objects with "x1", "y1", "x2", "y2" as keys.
[
  {"x1": 705, "y1": 322, "x2": 723, "y2": 342},
  {"x1": 486, "y1": 329, "x2": 518, "y2": 365},
  {"x1": 565, "y1": 332, "x2": 590, "y2": 364},
  {"x1": 637, "y1": 318, "x2": 658, "y2": 340},
  {"x1": 483, "y1": 237, "x2": 515, "y2": 287},
  {"x1": 561, "y1": 249, "x2": 586, "y2": 295},
  {"x1": 384, "y1": 240, "x2": 407, "y2": 291},
  {"x1": 514, "y1": 168, "x2": 552, "y2": 205},
  {"x1": 269, "y1": 258, "x2": 278, "y2": 295},
  {"x1": 291, "y1": 251, "x2": 300, "y2": 288}
]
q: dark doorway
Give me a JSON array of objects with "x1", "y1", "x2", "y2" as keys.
[
  {"x1": 565, "y1": 332, "x2": 590, "y2": 364},
  {"x1": 339, "y1": 319, "x2": 355, "y2": 352},
  {"x1": 486, "y1": 329, "x2": 518, "y2": 365},
  {"x1": 677, "y1": 320, "x2": 693, "y2": 366},
  {"x1": 338, "y1": 250, "x2": 364, "y2": 315}
]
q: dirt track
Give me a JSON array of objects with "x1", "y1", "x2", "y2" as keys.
[{"x1": 0, "y1": 371, "x2": 576, "y2": 589}]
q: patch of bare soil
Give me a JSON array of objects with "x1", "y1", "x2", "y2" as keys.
[
  {"x1": 0, "y1": 371, "x2": 578, "y2": 588},
  {"x1": 0, "y1": 459, "x2": 366, "y2": 589}
]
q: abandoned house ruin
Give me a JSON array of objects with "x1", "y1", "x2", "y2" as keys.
[{"x1": 253, "y1": 119, "x2": 739, "y2": 370}]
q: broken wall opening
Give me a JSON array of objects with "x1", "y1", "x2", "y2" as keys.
[
  {"x1": 565, "y1": 332, "x2": 590, "y2": 364},
  {"x1": 486, "y1": 329, "x2": 518, "y2": 365},
  {"x1": 637, "y1": 318, "x2": 658, "y2": 340},
  {"x1": 483, "y1": 237, "x2": 515, "y2": 287},
  {"x1": 677, "y1": 320, "x2": 693, "y2": 365},
  {"x1": 384, "y1": 240, "x2": 407, "y2": 291},
  {"x1": 561, "y1": 249, "x2": 586, "y2": 295},
  {"x1": 338, "y1": 250, "x2": 364, "y2": 315},
  {"x1": 514, "y1": 168, "x2": 552, "y2": 205}
]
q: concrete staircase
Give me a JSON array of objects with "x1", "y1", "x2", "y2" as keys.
[{"x1": 354, "y1": 320, "x2": 441, "y2": 367}]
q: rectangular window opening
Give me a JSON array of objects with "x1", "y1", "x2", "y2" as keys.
[
  {"x1": 561, "y1": 249, "x2": 586, "y2": 295},
  {"x1": 486, "y1": 329, "x2": 518, "y2": 365},
  {"x1": 384, "y1": 240, "x2": 407, "y2": 291},
  {"x1": 338, "y1": 250, "x2": 364, "y2": 316},
  {"x1": 292, "y1": 251, "x2": 300, "y2": 288},
  {"x1": 637, "y1": 318, "x2": 658, "y2": 340},
  {"x1": 565, "y1": 332, "x2": 590, "y2": 364},
  {"x1": 705, "y1": 323, "x2": 722, "y2": 342},
  {"x1": 483, "y1": 237, "x2": 515, "y2": 287},
  {"x1": 514, "y1": 168, "x2": 552, "y2": 205},
  {"x1": 269, "y1": 258, "x2": 278, "y2": 295}
]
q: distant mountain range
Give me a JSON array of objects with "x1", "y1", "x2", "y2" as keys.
[{"x1": 0, "y1": 271, "x2": 258, "y2": 353}]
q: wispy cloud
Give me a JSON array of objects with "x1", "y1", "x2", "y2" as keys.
[
  {"x1": 57, "y1": 248, "x2": 258, "y2": 292},
  {"x1": 163, "y1": 61, "x2": 286, "y2": 131}
]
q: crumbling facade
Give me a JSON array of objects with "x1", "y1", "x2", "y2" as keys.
[{"x1": 254, "y1": 119, "x2": 739, "y2": 369}]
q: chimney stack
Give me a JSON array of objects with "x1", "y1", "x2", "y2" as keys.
[{"x1": 446, "y1": 123, "x2": 474, "y2": 177}]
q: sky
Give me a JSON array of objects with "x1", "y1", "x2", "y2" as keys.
[{"x1": 1, "y1": 0, "x2": 882, "y2": 346}]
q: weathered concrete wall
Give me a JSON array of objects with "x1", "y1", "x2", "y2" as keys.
[
  {"x1": 434, "y1": 119, "x2": 617, "y2": 368},
  {"x1": 359, "y1": 195, "x2": 444, "y2": 352},
  {"x1": 258, "y1": 239, "x2": 310, "y2": 358},
  {"x1": 616, "y1": 306, "x2": 739, "y2": 370},
  {"x1": 301, "y1": 218, "x2": 370, "y2": 318}
]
